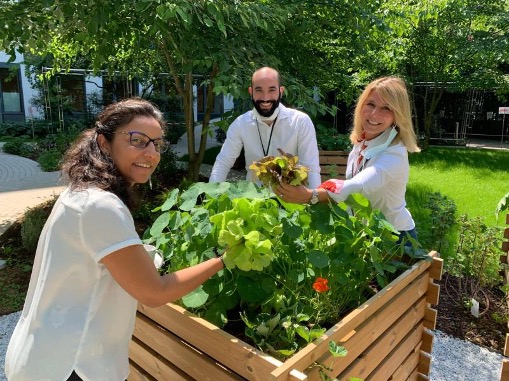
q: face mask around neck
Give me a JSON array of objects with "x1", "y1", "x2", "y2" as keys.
[{"x1": 362, "y1": 127, "x2": 398, "y2": 160}]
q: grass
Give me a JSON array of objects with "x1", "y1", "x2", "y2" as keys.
[{"x1": 407, "y1": 147, "x2": 509, "y2": 228}]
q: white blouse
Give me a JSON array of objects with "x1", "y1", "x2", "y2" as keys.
[{"x1": 5, "y1": 187, "x2": 142, "y2": 381}]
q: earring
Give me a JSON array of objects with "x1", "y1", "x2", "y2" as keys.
[{"x1": 149, "y1": 176, "x2": 153, "y2": 190}]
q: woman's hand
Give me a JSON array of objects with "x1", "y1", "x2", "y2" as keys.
[{"x1": 273, "y1": 182, "x2": 312, "y2": 204}]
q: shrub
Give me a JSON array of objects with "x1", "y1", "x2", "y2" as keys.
[
  {"x1": 315, "y1": 124, "x2": 352, "y2": 151},
  {"x1": 21, "y1": 198, "x2": 56, "y2": 252}
]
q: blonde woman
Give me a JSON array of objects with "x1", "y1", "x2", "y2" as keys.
[{"x1": 275, "y1": 76, "x2": 420, "y2": 242}]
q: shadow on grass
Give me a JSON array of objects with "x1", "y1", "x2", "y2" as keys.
[{"x1": 410, "y1": 147, "x2": 509, "y2": 175}]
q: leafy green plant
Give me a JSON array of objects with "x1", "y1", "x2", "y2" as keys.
[
  {"x1": 145, "y1": 181, "x2": 427, "y2": 359},
  {"x1": 496, "y1": 191, "x2": 509, "y2": 220},
  {"x1": 423, "y1": 192, "x2": 457, "y2": 253},
  {"x1": 21, "y1": 198, "x2": 56, "y2": 252},
  {"x1": 315, "y1": 124, "x2": 352, "y2": 151}
]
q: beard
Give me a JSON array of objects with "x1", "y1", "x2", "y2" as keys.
[{"x1": 252, "y1": 93, "x2": 281, "y2": 117}]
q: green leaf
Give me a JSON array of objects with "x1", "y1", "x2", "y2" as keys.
[
  {"x1": 181, "y1": 286, "x2": 209, "y2": 308},
  {"x1": 308, "y1": 250, "x2": 329, "y2": 269},
  {"x1": 328, "y1": 341, "x2": 348, "y2": 357}
]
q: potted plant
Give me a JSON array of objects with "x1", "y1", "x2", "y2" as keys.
[{"x1": 128, "y1": 181, "x2": 441, "y2": 380}]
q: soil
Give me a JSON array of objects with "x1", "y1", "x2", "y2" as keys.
[
  {"x1": 433, "y1": 272, "x2": 508, "y2": 353},
  {"x1": 1, "y1": 181, "x2": 507, "y2": 354}
]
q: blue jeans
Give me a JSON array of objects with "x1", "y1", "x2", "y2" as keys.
[{"x1": 396, "y1": 228, "x2": 418, "y2": 246}]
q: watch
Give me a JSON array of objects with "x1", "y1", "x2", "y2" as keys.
[{"x1": 309, "y1": 189, "x2": 319, "y2": 205}]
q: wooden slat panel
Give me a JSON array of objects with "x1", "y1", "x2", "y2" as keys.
[
  {"x1": 306, "y1": 284, "x2": 428, "y2": 380},
  {"x1": 389, "y1": 341, "x2": 421, "y2": 380},
  {"x1": 131, "y1": 313, "x2": 242, "y2": 381},
  {"x1": 318, "y1": 150, "x2": 349, "y2": 180},
  {"x1": 336, "y1": 316, "x2": 425, "y2": 380},
  {"x1": 504, "y1": 227, "x2": 509, "y2": 239},
  {"x1": 136, "y1": 304, "x2": 307, "y2": 381},
  {"x1": 129, "y1": 338, "x2": 191, "y2": 381},
  {"x1": 359, "y1": 322, "x2": 424, "y2": 380},
  {"x1": 416, "y1": 373, "x2": 430, "y2": 381},
  {"x1": 270, "y1": 256, "x2": 434, "y2": 380}
]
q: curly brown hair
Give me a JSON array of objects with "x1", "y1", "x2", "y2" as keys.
[{"x1": 60, "y1": 98, "x2": 166, "y2": 209}]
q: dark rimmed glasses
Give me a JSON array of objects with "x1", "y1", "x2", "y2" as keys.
[{"x1": 114, "y1": 131, "x2": 170, "y2": 153}]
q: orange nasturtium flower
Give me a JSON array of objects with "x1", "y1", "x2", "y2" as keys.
[{"x1": 313, "y1": 277, "x2": 330, "y2": 293}]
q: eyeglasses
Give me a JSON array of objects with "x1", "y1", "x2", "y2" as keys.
[{"x1": 114, "y1": 131, "x2": 170, "y2": 153}]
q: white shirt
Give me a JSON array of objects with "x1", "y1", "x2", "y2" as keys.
[
  {"x1": 209, "y1": 104, "x2": 322, "y2": 189},
  {"x1": 326, "y1": 129, "x2": 415, "y2": 231},
  {"x1": 5, "y1": 187, "x2": 142, "y2": 381}
]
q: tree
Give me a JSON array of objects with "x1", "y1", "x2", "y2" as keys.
[
  {"x1": 0, "y1": 0, "x2": 328, "y2": 181},
  {"x1": 376, "y1": 0, "x2": 509, "y2": 147}
]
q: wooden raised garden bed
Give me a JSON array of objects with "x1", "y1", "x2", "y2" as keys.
[
  {"x1": 500, "y1": 213, "x2": 509, "y2": 381},
  {"x1": 128, "y1": 251, "x2": 442, "y2": 381},
  {"x1": 318, "y1": 150, "x2": 349, "y2": 181}
]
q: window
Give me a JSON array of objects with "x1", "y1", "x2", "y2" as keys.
[{"x1": 0, "y1": 67, "x2": 23, "y2": 120}]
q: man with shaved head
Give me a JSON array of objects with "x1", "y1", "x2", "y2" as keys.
[{"x1": 210, "y1": 66, "x2": 321, "y2": 188}]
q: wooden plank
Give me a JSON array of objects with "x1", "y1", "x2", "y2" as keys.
[
  {"x1": 129, "y1": 338, "x2": 191, "y2": 381},
  {"x1": 424, "y1": 307, "x2": 437, "y2": 330},
  {"x1": 500, "y1": 359, "x2": 509, "y2": 381},
  {"x1": 131, "y1": 313, "x2": 242, "y2": 381},
  {"x1": 416, "y1": 373, "x2": 430, "y2": 381},
  {"x1": 318, "y1": 150, "x2": 349, "y2": 180},
  {"x1": 421, "y1": 329, "x2": 434, "y2": 354},
  {"x1": 356, "y1": 322, "x2": 424, "y2": 380},
  {"x1": 336, "y1": 316, "x2": 425, "y2": 380},
  {"x1": 270, "y1": 258, "x2": 434, "y2": 380},
  {"x1": 502, "y1": 242, "x2": 509, "y2": 254},
  {"x1": 128, "y1": 362, "x2": 154, "y2": 381},
  {"x1": 428, "y1": 256, "x2": 443, "y2": 281},
  {"x1": 504, "y1": 227, "x2": 509, "y2": 239},
  {"x1": 389, "y1": 341, "x2": 421, "y2": 380},
  {"x1": 137, "y1": 304, "x2": 308, "y2": 381},
  {"x1": 305, "y1": 283, "x2": 428, "y2": 380},
  {"x1": 418, "y1": 351, "x2": 432, "y2": 376},
  {"x1": 426, "y1": 282, "x2": 440, "y2": 305},
  {"x1": 504, "y1": 334, "x2": 509, "y2": 357}
]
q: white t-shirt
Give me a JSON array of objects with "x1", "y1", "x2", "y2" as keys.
[
  {"x1": 209, "y1": 103, "x2": 322, "y2": 188},
  {"x1": 5, "y1": 187, "x2": 142, "y2": 381}
]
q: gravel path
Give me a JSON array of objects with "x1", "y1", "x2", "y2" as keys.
[{"x1": 0, "y1": 311, "x2": 503, "y2": 380}]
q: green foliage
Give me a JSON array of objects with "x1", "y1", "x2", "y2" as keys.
[
  {"x1": 315, "y1": 124, "x2": 352, "y2": 151},
  {"x1": 2, "y1": 138, "x2": 38, "y2": 159},
  {"x1": 496, "y1": 192, "x2": 509, "y2": 219},
  {"x1": 449, "y1": 215, "x2": 502, "y2": 288},
  {"x1": 423, "y1": 192, "x2": 457, "y2": 254},
  {"x1": 21, "y1": 198, "x2": 56, "y2": 252},
  {"x1": 146, "y1": 181, "x2": 427, "y2": 358}
]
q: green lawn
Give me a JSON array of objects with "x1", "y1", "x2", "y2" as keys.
[{"x1": 407, "y1": 146, "x2": 509, "y2": 228}]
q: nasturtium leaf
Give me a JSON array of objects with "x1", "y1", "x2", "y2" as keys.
[
  {"x1": 149, "y1": 211, "x2": 171, "y2": 236},
  {"x1": 308, "y1": 250, "x2": 329, "y2": 269},
  {"x1": 181, "y1": 286, "x2": 209, "y2": 308},
  {"x1": 328, "y1": 341, "x2": 348, "y2": 357},
  {"x1": 237, "y1": 275, "x2": 272, "y2": 303},
  {"x1": 159, "y1": 188, "x2": 179, "y2": 211}
]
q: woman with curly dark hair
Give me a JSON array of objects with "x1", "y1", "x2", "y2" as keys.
[{"x1": 5, "y1": 98, "x2": 225, "y2": 381}]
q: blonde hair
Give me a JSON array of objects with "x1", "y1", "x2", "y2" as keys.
[{"x1": 350, "y1": 76, "x2": 420, "y2": 153}]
